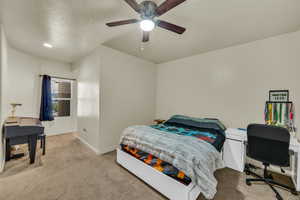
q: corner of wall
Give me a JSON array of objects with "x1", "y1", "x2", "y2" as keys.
[
  {"x1": 0, "y1": 24, "x2": 3, "y2": 173},
  {"x1": 0, "y1": 23, "x2": 8, "y2": 173}
]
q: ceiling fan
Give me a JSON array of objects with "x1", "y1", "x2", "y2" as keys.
[{"x1": 106, "y1": 0, "x2": 186, "y2": 43}]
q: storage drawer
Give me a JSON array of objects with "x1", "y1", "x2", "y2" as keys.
[{"x1": 223, "y1": 138, "x2": 245, "y2": 172}]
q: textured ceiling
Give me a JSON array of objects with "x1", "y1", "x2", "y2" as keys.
[{"x1": 1, "y1": 0, "x2": 300, "y2": 64}]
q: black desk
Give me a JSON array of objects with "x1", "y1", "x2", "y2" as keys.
[{"x1": 4, "y1": 117, "x2": 44, "y2": 164}]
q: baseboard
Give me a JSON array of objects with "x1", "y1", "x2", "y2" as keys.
[
  {"x1": 76, "y1": 136, "x2": 100, "y2": 155},
  {"x1": 46, "y1": 131, "x2": 76, "y2": 136},
  {"x1": 99, "y1": 144, "x2": 118, "y2": 154}
]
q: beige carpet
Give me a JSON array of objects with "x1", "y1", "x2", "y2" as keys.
[{"x1": 0, "y1": 133, "x2": 298, "y2": 200}]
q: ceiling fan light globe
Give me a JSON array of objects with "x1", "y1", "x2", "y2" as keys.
[{"x1": 140, "y1": 19, "x2": 155, "y2": 32}]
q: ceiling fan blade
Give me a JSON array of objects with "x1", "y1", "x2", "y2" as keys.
[
  {"x1": 157, "y1": 20, "x2": 186, "y2": 34},
  {"x1": 124, "y1": 0, "x2": 141, "y2": 13},
  {"x1": 106, "y1": 19, "x2": 139, "y2": 27},
  {"x1": 155, "y1": 0, "x2": 186, "y2": 16},
  {"x1": 142, "y1": 31, "x2": 150, "y2": 42}
]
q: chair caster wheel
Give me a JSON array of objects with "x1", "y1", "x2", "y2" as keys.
[
  {"x1": 246, "y1": 180, "x2": 251, "y2": 186},
  {"x1": 276, "y1": 194, "x2": 283, "y2": 200},
  {"x1": 291, "y1": 189, "x2": 298, "y2": 195}
]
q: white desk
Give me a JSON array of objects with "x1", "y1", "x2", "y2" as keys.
[{"x1": 223, "y1": 128, "x2": 300, "y2": 191}]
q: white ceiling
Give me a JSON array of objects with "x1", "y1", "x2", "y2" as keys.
[{"x1": 1, "y1": 0, "x2": 300, "y2": 64}]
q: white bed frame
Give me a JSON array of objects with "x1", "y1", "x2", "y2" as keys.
[
  {"x1": 117, "y1": 148, "x2": 201, "y2": 200},
  {"x1": 116, "y1": 128, "x2": 247, "y2": 199}
]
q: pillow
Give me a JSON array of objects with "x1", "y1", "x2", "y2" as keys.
[{"x1": 164, "y1": 115, "x2": 226, "y2": 132}]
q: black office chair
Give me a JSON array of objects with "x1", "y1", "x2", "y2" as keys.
[{"x1": 245, "y1": 124, "x2": 298, "y2": 200}]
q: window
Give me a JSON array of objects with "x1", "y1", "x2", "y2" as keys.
[{"x1": 51, "y1": 78, "x2": 72, "y2": 117}]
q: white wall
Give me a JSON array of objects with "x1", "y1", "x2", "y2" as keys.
[
  {"x1": 156, "y1": 30, "x2": 300, "y2": 140},
  {"x1": 73, "y1": 50, "x2": 100, "y2": 153},
  {"x1": 7, "y1": 46, "x2": 77, "y2": 135},
  {"x1": 98, "y1": 46, "x2": 157, "y2": 153},
  {"x1": 73, "y1": 46, "x2": 157, "y2": 154},
  {"x1": 0, "y1": 24, "x2": 9, "y2": 172}
]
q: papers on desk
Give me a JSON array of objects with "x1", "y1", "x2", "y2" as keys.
[
  {"x1": 19, "y1": 118, "x2": 40, "y2": 126},
  {"x1": 5, "y1": 117, "x2": 41, "y2": 127}
]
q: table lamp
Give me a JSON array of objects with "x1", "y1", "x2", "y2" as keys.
[{"x1": 10, "y1": 103, "x2": 22, "y2": 118}]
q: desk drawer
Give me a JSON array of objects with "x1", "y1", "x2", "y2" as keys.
[
  {"x1": 223, "y1": 138, "x2": 246, "y2": 172},
  {"x1": 8, "y1": 136, "x2": 29, "y2": 145},
  {"x1": 5, "y1": 126, "x2": 43, "y2": 138}
]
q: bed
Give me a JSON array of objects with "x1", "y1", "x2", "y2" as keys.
[{"x1": 117, "y1": 115, "x2": 226, "y2": 200}]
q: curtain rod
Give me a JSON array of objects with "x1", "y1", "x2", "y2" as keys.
[{"x1": 39, "y1": 74, "x2": 76, "y2": 81}]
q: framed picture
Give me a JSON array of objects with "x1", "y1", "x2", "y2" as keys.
[{"x1": 269, "y1": 90, "x2": 289, "y2": 102}]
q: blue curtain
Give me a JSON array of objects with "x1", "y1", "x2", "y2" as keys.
[{"x1": 39, "y1": 75, "x2": 54, "y2": 121}]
